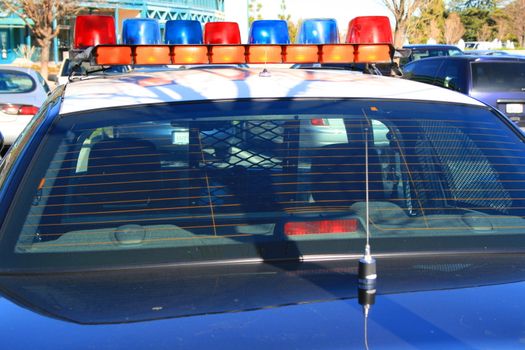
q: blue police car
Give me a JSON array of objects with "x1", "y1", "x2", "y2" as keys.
[{"x1": 0, "y1": 15, "x2": 525, "y2": 350}]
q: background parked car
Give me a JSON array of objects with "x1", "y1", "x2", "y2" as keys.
[
  {"x1": 463, "y1": 50, "x2": 511, "y2": 56},
  {"x1": 402, "y1": 55, "x2": 525, "y2": 127},
  {"x1": 0, "y1": 66, "x2": 50, "y2": 148},
  {"x1": 400, "y1": 44, "x2": 463, "y2": 66}
]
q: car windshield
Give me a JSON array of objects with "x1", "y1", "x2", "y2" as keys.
[
  {"x1": 0, "y1": 70, "x2": 36, "y2": 94},
  {"x1": 472, "y1": 61, "x2": 525, "y2": 92},
  {"x1": 1, "y1": 99, "x2": 525, "y2": 271}
]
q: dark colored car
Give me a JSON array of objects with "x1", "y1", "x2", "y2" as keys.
[
  {"x1": 2, "y1": 66, "x2": 525, "y2": 349},
  {"x1": 400, "y1": 44, "x2": 463, "y2": 66},
  {"x1": 402, "y1": 55, "x2": 525, "y2": 127}
]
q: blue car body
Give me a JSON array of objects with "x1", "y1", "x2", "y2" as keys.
[
  {"x1": 0, "y1": 254, "x2": 524, "y2": 349},
  {"x1": 403, "y1": 55, "x2": 525, "y2": 127},
  {"x1": 2, "y1": 70, "x2": 525, "y2": 349}
]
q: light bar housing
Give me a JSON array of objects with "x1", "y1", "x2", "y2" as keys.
[{"x1": 92, "y1": 43, "x2": 393, "y2": 65}]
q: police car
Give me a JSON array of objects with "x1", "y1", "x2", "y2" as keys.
[{"x1": 0, "y1": 15, "x2": 525, "y2": 350}]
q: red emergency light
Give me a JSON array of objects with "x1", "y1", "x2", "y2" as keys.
[
  {"x1": 204, "y1": 22, "x2": 241, "y2": 44},
  {"x1": 74, "y1": 15, "x2": 117, "y2": 49},
  {"x1": 346, "y1": 16, "x2": 393, "y2": 45}
]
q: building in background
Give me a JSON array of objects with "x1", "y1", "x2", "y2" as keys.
[{"x1": 0, "y1": 0, "x2": 225, "y2": 64}]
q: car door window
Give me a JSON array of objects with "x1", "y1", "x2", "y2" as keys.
[
  {"x1": 435, "y1": 60, "x2": 466, "y2": 93},
  {"x1": 403, "y1": 59, "x2": 443, "y2": 84}
]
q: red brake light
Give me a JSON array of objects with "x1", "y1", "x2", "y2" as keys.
[
  {"x1": 74, "y1": 15, "x2": 117, "y2": 49},
  {"x1": 284, "y1": 219, "x2": 358, "y2": 235},
  {"x1": 18, "y1": 105, "x2": 40, "y2": 115},
  {"x1": 0, "y1": 104, "x2": 39, "y2": 115},
  {"x1": 310, "y1": 118, "x2": 328, "y2": 126}
]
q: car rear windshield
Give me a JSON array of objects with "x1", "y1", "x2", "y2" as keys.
[
  {"x1": 2, "y1": 99, "x2": 525, "y2": 270},
  {"x1": 0, "y1": 70, "x2": 36, "y2": 94},
  {"x1": 406, "y1": 47, "x2": 462, "y2": 62},
  {"x1": 472, "y1": 61, "x2": 525, "y2": 92}
]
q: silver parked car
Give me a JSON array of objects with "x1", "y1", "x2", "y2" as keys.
[{"x1": 0, "y1": 66, "x2": 50, "y2": 147}]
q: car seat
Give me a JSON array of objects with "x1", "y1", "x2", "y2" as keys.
[
  {"x1": 310, "y1": 142, "x2": 385, "y2": 208},
  {"x1": 84, "y1": 137, "x2": 162, "y2": 209}
]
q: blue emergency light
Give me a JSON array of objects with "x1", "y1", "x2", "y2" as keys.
[
  {"x1": 165, "y1": 20, "x2": 203, "y2": 44},
  {"x1": 296, "y1": 18, "x2": 339, "y2": 44},
  {"x1": 122, "y1": 18, "x2": 161, "y2": 45},
  {"x1": 249, "y1": 20, "x2": 290, "y2": 44}
]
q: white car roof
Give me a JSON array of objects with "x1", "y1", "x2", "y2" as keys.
[{"x1": 60, "y1": 68, "x2": 484, "y2": 114}]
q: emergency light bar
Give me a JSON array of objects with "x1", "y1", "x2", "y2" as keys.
[
  {"x1": 92, "y1": 43, "x2": 393, "y2": 65},
  {"x1": 72, "y1": 15, "x2": 395, "y2": 67}
]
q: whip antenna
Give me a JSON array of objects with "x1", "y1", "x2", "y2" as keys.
[{"x1": 358, "y1": 124, "x2": 377, "y2": 350}]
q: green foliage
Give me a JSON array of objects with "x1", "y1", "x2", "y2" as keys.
[
  {"x1": 459, "y1": 7, "x2": 497, "y2": 41},
  {"x1": 409, "y1": 0, "x2": 446, "y2": 43},
  {"x1": 277, "y1": 0, "x2": 298, "y2": 43},
  {"x1": 248, "y1": 0, "x2": 263, "y2": 27},
  {"x1": 278, "y1": 0, "x2": 291, "y2": 21},
  {"x1": 449, "y1": 0, "x2": 498, "y2": 10}
]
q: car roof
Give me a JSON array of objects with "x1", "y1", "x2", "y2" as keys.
[
  {"x1": 403, "y1": 44, "x2": 461, "y2": 49},
  {"x1": 60, "y1": 68, "x2": 484, "y2": 114},
  {"x1": 0, "y1": 66, "x2": 39, "y2": 75},
  {"x1": 407, "y1": 55, "x2": 525, "y2": 63}
]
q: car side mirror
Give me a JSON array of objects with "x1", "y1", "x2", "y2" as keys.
[{"x1": 48, "y1": 73, "x2": 58, "y2": 83}]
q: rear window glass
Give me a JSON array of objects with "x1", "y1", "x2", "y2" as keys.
[
  {"x1": 0, "y1": 70, "x2": 36, "y2": 93},
  {"x1": 472, "y1": 62, "x2": 525, "y2": 92},
  {"x1": 2, "y1": 99, "x2": 525, "y2": 269},
  {"x1": 403, "y1": 48, "x2": 462, "y2": 64}
]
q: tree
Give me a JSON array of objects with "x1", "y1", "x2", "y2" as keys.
[
  {"x1": 459, "y1": 7, "x2": 497, "y2": 41},
  {"x1": 408, "y1": 0, "x2": 445, "y2": 43},
  {"x1": 248, "y1": 0, "x2": 263, "y2": 27},
  {"x1": 0, "y1": 0, "x2": 83, "y2": 79},
  {"x1": 383, "y1": 0, "x2": 430, "y2": 47},
  {"x1": 504, "y1": 0, "x2": 525, "y2": 46},
  {"x1": 444, "y1": 12, "x2": 465, "y2": 44},
  {"x1": 277, "y1": 0, "x2": 298, "y2": 43},
  {"x1": 448, "y1": 0, "x2": 498, "y2": 10}
]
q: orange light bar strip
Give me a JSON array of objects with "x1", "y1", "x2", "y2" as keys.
[
  {"x1": 354, "y1": 44, "x2": 392, "y2": 63},
  {"x1": 283, "y1": 45, "x2": 319, "y2": 63},
  {"x1": 246, "y1": 45, "x2": 283, "y2": 64},
  {"x1": 92, "y1": 44, "x2": 393, "y2": 65},
  {"x1": 134, "y1": 46, "x2": 172, "y2": 65},
  {"x1": 209, "y1": 45, "x2": 245, "y2": 64},
  {"x1": 320, "y1": 44, "x2": 354, "y2": 63},
  {"x1": 94, "y1": 45, "x2": 132, "y2": 65},
  {"x1": 172, "y1": 46, "x2": 208, "y2": 64}
]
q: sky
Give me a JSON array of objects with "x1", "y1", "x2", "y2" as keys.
[
  {"x1": 259, "y1": 0, "x2": 392, "y2": 26},
  {"x1": 224, "y1": 0, "x2": 393, "y2": 42}
]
